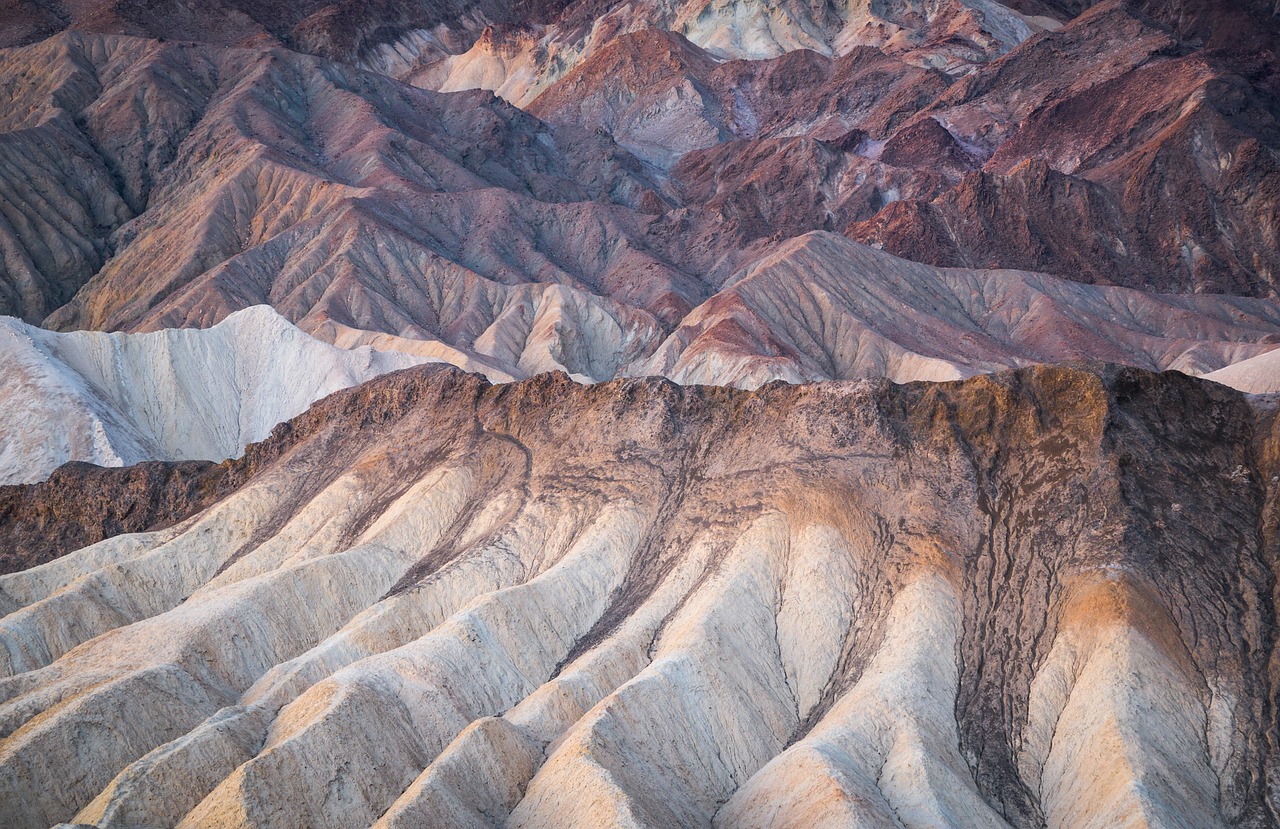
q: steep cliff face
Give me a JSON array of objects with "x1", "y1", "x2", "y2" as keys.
[{"x1": 0, "y1": 364, "x2": 1277, "y2": 828}]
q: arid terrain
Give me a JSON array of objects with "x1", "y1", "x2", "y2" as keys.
[
  {"x1": 3, "y1": 365, "x2": 1280, "y2": 829},
  {"x1": 1, "y1": 0, "x2": 1279, "y2": 826}
]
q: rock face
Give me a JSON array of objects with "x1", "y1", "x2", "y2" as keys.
[
  {"x1": 1, "y1": 461, "x2": 230, "y2": 577},
  {"x1": 13, "y1": 229, "x2": 1280, "y2": 493},
  {"x1": 846, "y1": 2, "x2": 1280, "y2": 295},
  {"x1": 6, "y1": 18, "x2": 1277, "y2": 402},
  {"x1": 379, "y1": 0, "x2": 1044, "y2": 108},
  {"x1": 0, "y1": 32, "x2": 674, "y2": 334},
  {"x1": 525, "y1": 32, "x2": 948, "y2": 168},
  {"x1": 0, "y1": 305, "x2": 429, "y2": 484},
  {"x1": 1206, "y1": 349, "x2": 1280, "y2": 395},
  {"x1": 0, "y1": 0, "x2": 571, "y2": 65},
  {"x1": 2, "y1": 4, "x2": 1280, "y2": 827},
  {"x1": 18, "y1": 223, "x2": 1280, "y2": 438},
  {"x1": 0, "y1": 364, "x2": 1278, "y2": 829},
  {"x1": 390, "y1": 0, "x2": 1280, "y2": 295},
  {"x1": 0, "y1": 375, "x2": 343, "y2": 577}
]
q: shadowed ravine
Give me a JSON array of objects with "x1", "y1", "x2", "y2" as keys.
[{"x1": 0, "y1": 363, "x2": 1277, "y2": 829}]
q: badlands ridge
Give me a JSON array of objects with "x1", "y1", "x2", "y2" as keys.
[
  {"x1": 11, "y1": 232, "x2": 1280, "y2": 483},
  {"x1": 0, "y1": 364, "x2": 1278, "y2": 828}
]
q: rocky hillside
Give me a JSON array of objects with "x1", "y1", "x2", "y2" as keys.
[
  {"x1": 13, "y1": 232, "x2": 1280, "y2": 490},
  {"x1": 626, "y1": 232, "x2": 1280, "y2": 388},
  {"x1": 1, "y1": 364, "x2": 1278, "y2": 828},
  {"x1": 0, "y1": 305, "x2": 432, "y2": 484},
  {"x1": 0, "y1": 0, "x2": 1276, "y2": 346}
]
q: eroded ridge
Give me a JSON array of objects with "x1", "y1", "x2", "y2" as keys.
[{"x1": 0, "y1": 363, "x2": 1277, "y2": 828}]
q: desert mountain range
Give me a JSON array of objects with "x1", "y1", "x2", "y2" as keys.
[{"x1": 1, "y1": 0, "x2": 1280, "y2": 826}]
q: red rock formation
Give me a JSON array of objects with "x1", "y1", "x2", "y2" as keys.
[{"x1": 843, "y1": 2, "x2": 1280, "y2": 293}]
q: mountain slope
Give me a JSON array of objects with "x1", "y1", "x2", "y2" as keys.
[
  {"x1": 629, "y1": 232, "x2": 1280, "y2": 387},
  {"x1": 2, "y1": 4, "x2": 1280, "y2": 829},
  {"x1": 11, "y1": 232, "x2": 1280, "y2": 496},
  {"x1": 0, "y1": 305, "x2": 428, "y2": 484},
  {"x1": 0, "y1": 364, "x2": 1277, "y2": 828},
  {"x1": 2, "y1": 1, "x2": 1277, "y2": 349},
  {"x1": 402, "y1": 0, "x2": 1280, "y2": 295},
  {"x1": 0, "y1": 32, "x2": 679, "y2": 330},
  {"x1": 849, "y1": 1, "x2": 1280, "y2": 294},
  {"x1": 1205, "y1": 348, "x2": 1280, "y2": 394},
  {"x1": 0, "y1": 0, "x2": 572, "y2": 64},
  {"x1": 525, "y1": 31, "x2": 948, "y2": 168},
  {"x1": 381, "y1": 0, "x2": 1049, "y2": 108}
]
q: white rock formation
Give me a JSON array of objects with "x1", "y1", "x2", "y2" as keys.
[
  {"x1": 1203, "y1": 347, "x2": 1280, "y2": 393},
  {"x1": 0, "y1": 306, "x2": 428, "y2": 484}
]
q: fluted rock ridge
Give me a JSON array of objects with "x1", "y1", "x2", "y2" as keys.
[{"x1": 0, "y1": 363, "x2": 1277, "y2": 828}]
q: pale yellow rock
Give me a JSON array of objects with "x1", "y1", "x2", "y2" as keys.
[{"x1": 717, "y1": 574, "x2": 1011, "y2": 829}]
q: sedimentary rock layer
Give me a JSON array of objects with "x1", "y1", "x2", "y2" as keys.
[
  {"x1": 0, "y1": 31, "x2": 675, "y2": 332},
  {"x1": 1, "y1": 363, "x2": 1277, "y2": 828},
  {"x1": 10, "y1": 226, "x2": 1280, "y2": 490},
  {"x1": 0, "y1": 460, "x2": 223, "y2": 577},
  {"x1": 13, "y1": 228, "x2": 1280, "y2": 496},
  {"x1": 632, "y1": 231, "x2": 1280, "y2": 388}
]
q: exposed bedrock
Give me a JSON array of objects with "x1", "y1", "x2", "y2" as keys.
[
  {"x1": 0, "y1": 363, "x2": 1277, "y2": 827},
  {"x1": 0, "y1": 306, "x2": 431, "y2": 486},
  {"x1": 3, "y1": 0, "x2": 1278, "y2": 352},
  {"x1": 0, "y1": 31, "x2": 679, "y2": 333}
]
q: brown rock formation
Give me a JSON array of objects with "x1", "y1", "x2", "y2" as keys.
[
  {"x1": 0, "y1": 359, "x2": 396, "y2": 575},
  {"x1": 0, "y1": 460, "x2": 224, "y2": 576},
  {"x1": 0, "y1": 0, "x2": 575, "y2": 64},
  {"x1": 845, "y1": 2, "x2": 1280, "y2": 293},
  {"x1": 0, "y1": 31, "x2": 690, "y2": 338},
  {"x1": 0, "y1": 0, "x2": 1275, "y2": 340},
  {"x1": 631, "y1": 231, "x2": 1280, "y2": 387},
  {"x1": 3, "y1": 4, "x2": 1280, "y2": 828}
]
